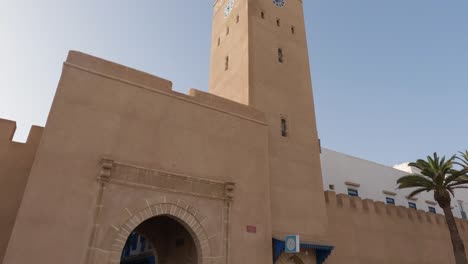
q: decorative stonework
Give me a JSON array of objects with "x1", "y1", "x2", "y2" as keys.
[
  {"x1": 225, "y1": 182, "x2": 235, "y2": 199},
  {"x1": 99, "y1": 158, "x2": 235, "y2": 201},
  {"x1": 107, "y1": 202, "x2": 212, "y2": 264},
  {"x1": 99, "y1": 158, "x2": 114, "y2": 181}
]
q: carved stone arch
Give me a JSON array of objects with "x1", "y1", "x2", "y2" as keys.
[{"x1": 108, "y1": 202, "x2": 212, "y2": 264}]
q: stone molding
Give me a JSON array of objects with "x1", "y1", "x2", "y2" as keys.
[
  {"x1": 99, "y1": 158, "x2": 235, "y2": 201},
  {"x1": 344, "y1": 181, "x2": 360, "y2": 188},
  {"x1": 382, "y1": 190, "x2": 397, "y2": 196},
  {"x1": 406, "y1": 195, "x2": 418, "y2": 201}
]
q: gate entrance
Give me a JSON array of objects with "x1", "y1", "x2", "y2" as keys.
[{"x1": 120, "y1": 215, "x2": 198, "y2": 264}]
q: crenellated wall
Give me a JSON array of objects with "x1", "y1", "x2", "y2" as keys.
[
  {"x1": 324, "y1": 190, "x2": 468, "y2": 264},
  {"x1": 0, "y1": 119, "x2": 43, "y2": 263}
]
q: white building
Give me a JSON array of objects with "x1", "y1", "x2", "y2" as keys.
[{"x1": 321, "y1": 148, "x2": 468, "y2": 219}]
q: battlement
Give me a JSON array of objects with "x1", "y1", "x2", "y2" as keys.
[
  {"x1": 0, "y1": 118, "x2": 43, "y2": 144},
  {"x1": 324, "y1": 190, "x2": 468, "y2": 229},
  {"x1": 0, "y1": 119, "x2": 16, "y2": 141},
  {"x1": 64, "y1": 51, "x2": 266, "y2": 125}
]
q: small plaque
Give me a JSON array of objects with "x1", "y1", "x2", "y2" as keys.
[
  {"x1": 285, "y1": 235, "x2": 300, "y2": 253},
  {"x1": 246, "y1": 225, "x2": 257, "y2": 233}
]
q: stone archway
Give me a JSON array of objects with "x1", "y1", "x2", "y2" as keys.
[
  {"x1": 109, "y1": 202, "x2": 211, "y2": 264},
  {"x1": 120, "y1": 215, "x2": 198, "y2": 264}
]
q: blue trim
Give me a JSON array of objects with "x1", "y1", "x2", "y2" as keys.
[
  {"x1": 272, "y1": 238, "x2": 334, "y2": 264},
  {"x1": 272, "y1": 239, "x2": 285, "y2": 262}
]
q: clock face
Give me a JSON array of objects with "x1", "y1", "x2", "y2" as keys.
[
  {"x1": 273, "y1": 0, "x2": 285, "y2": 7},
  {"x1": 224, "y1": 0, "x2": 234, "y2": 17},
  {"x1": 286, "y1": 238, "x2": 296, "y2": 251}
]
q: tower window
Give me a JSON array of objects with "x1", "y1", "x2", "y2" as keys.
[
  {"x1": 261, "y1": 11, "x2": 265, "y2": 19},
  {"x1": 276, "y1": 18, "x2": 281, "y2": 27},
  {"x1": 278, "y1": 48, "x2": 283, "y2": 63},
  {"x1": 291, "y1": 26, "x2": 295, "y2": 34},
  {"x1": 225, "y1": 56, "x2": 229, "y2": 71},
  {"x1": 281, "y1": 117, "x2": 288, "y2": 137},
  {"x1": 236, "y1": 15, "x2": 240, "y2": 23},
  {"x1": 226, "y1": 26, "x2": 230, "y2": 35},
  {"x1": 217, "y1": 37, "x2": 220, "y2": 47}
]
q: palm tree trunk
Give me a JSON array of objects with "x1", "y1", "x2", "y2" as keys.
[{"x1": 442, "y1": 205, "x2": 468, "y2": 264}]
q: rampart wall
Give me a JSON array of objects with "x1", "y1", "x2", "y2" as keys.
[
  {"x1": 2, "y1": 51, "x2": 273, "y2": 264},
  {"x1": 0, "y1": 119, "x2": 43, "y2": 263},
  {"x1": 324, "y1": 191, "x2": 468, "y2": 264}
]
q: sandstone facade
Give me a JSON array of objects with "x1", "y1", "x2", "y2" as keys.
[{"x1": 1, "y1": 1, "x2": 467, "y2": 263}]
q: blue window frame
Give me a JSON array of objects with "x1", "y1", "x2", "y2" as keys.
[
  {"x1": 428, "y1": 206, "x2": 436, "y2": 213},
  {"x1": 386, "y1": 197, "x2": 395, "y2": 205},
  {"x1": 408, "y1": 202, "x2": 417, "y2": 209},
  {"x1": 347, "y1": 188, "x2": 359, "y2": 197}
]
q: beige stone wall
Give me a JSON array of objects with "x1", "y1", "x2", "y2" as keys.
[
  {"x1": 0, "y1": 119, "x2": 42, "y2": 263},
  {"x1": 325, "y1": 191, "x2": 468, "y2": 264},
  {"x1": 2, "y1": 51, "x2": 273, "y2": 264}
]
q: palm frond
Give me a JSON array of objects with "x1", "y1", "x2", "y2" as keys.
[
  {"x1": 407, "y1": 187, "x2": 431, "y2": 198},
  {"x1": 447, "y1": 180, "x2": 468, "y2": 188},
  {"x1": 447, "y1": 187, "x2": 455, "y2": 197},
  {"x1": 454, "y1": 150, "x2": 468, "y2": 168},
  {"x1": 444, "y1": 170, "x2": 468, "y2": 187},
  {"x1": 450, "y1": 186, "x2": 468, "y2": 190},
  {"x1": 397, "y1": 175, "x2": 435, "y2": 189}
]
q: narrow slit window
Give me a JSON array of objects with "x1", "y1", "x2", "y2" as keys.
[
  {"x1": 281, "y1": 117, "x2": 288, "y2": 137},
  {"x1": 226, "y1": 26, "x2": 230, "y2": 35},
  {"x1": 276, "y1": 18, "x2": 281, "y2": 27},
  {"x1": 236, "y1": 15, "x2": 240, "y2": 23},
  {"x1": 217, "y1": 37, "x2": 220, "y2": 47},
  {"x1": 261, "y1": 11, "x2": 265, "y2": 19},
  {"x1": 291, "y1": 26, "x2": 295, "y2": 34},
  {"x1": 225, "y1": 56, "x2": 229, "y2": 71},
  {"x1": 278, "y1": 48, "x2": 283, "y2": 63}
]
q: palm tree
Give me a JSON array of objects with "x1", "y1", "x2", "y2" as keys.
[{"x1": 397, "y1": 152, "x2": 468, "y2": 264}]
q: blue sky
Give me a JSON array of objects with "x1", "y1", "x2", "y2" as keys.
[{"x1": 0, "y1": 0, "x2": 466, "y2": 165}]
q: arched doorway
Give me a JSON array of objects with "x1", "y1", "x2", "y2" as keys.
[{"x1": 120, "y1": 215, "x2": 199, "y2": 264}]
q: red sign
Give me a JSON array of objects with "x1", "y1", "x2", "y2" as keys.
[{"x1": 246, "y1": 225, "x2": 257, "y2": 233}]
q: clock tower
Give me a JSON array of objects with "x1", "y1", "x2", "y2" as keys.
[{"x1": 209, "y1": 0, "x2": 329, "y2": 244}]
